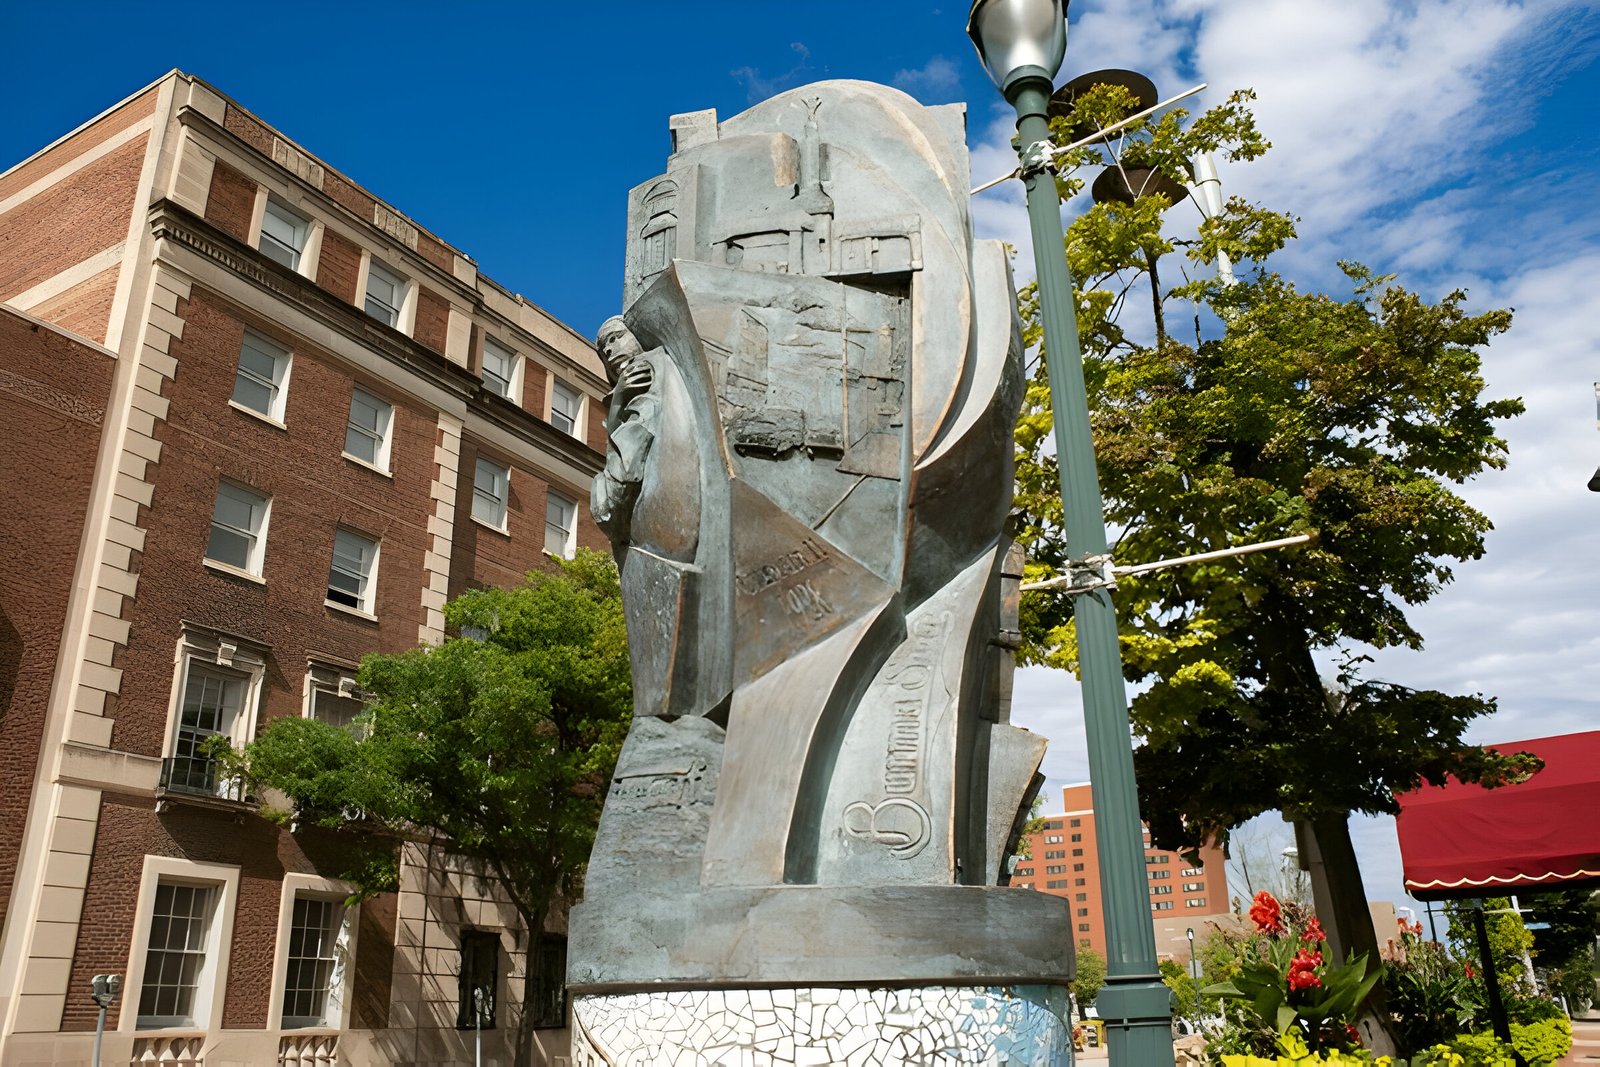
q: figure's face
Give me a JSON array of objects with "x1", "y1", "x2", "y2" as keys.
[{"x1": 598, "y1": 324, "x2": 642, "y2": 378}]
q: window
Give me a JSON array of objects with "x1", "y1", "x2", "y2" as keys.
[
  {"x1": 1044, "y1": 835, "x2": 1062, "y2": 845},
  {"x1": 1075, "y1": 878, "x2": 1086, "y2": 886},
  {"x1": 1047, "y1": 880, "x2": 1068, "y2": 889},
  {"x1": 457, "y1": 930, "x2": 499, "y2": 1030},
  {"x1": 1156, "y1": 855, "x2": 1169, "y2": 864},
  {"x1": 1045, "y1": 849, "x2": 1065, "y2": 859},
  {"x1": 231, "y1": 331, "x2": 290, "y2": 421},
  {"x1": 260, "y1": 199, "x2": 309, "y2": 270},
  {"x1": 1070, "y1": 833, "x2": 1082, "y2": 842},
  {"x1": 308, "y1": 664, "x2": 365, "y2": 735},
  {"x1": 1014, "y1": 866, "x2": 1033, "y2": 877},
  {"x1": 282, "y1": 895, "x2": 342, "y2": 1027},
  {"x1": 550, "y1": 379, "x2": 581, "y2": 435},
  {"x1": 1186, "y1": 898, "x2": 1208, "y2": 908},
  {"x1": 1151, "y1": 885, "x2": 1172, "y2": 895},
  {"x1": 1073, "y1": 863, "x2": 1085, "y2": 872},
  {"x1": 1076, "y1": 907, "x2": 1089, "y2": 917},
  {"x1": 1069, "y1": 818, "x2": 1081, "y2": 827},
  {"x1": 1182, "y1": 882, "x2": 1205, "y2": 892},
  {"x1": 170, "y1": 662, "x2": 246, "y2": 795},
  {"x1": 206, "y1": 481, "x2": 270, "y2": 576},
  {"x1": 1182, "y1": 867, "x2": 1205, "y2": 876},
  {"x1": 1075, "y1": 893, "x2": 1087, "y2": 902},
  {"x1": 1045, "y1": 864, "x2": 1065, "y2": 875},
  {"x1": 544, "y1": 492, "x2": 577, "y2": 558},
  {"x1": 325, "y1": 529, "x2": 378, "y2": 614},
  {"x1": 343, "y1": 388, "x2": 393, "y2": 470},
  {"x1": 137, "y1": 881, "x2": 218, "y2": 1027},
  {"x1": 482, "y1": 338, "x2": 519, "y2": 399},
  {"x1": 1071, "y1": 848, "x2": 1083, "y2": 857},
  {"x1": 364, "y1": 261, "x2": 406, "y2": 327},
  {"x1": 1153, "y1": 901, "x2": 1174, "y2": 911},
  {"x1": 1151, "y1": 869, "x2": 1170, "y2": 879},
  {"x1": 1044, "y1": 821, "x2": 1062, "y2": 830},
  {"x1": 528, "y1": 935, "x2": 567, "y2": 1030},
  {"x1": 472, "y1": 458, "x2": 510, "y2": 530},
  {"x1": 1078, "y1": 923, "x2": 1091, "y2": 932}
]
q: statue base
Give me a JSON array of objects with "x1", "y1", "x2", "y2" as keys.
[{"x1": 570, "y1": 985, "x2": 1073, "y2": 1066}]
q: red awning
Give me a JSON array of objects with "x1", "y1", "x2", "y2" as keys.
[{"x1": 1395, "y1": 730, "x2": 1600, "y2": 900}]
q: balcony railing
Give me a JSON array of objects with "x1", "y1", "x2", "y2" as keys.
[{"x1": 159, "y1": 756, "x2": 248, "y2": 803}]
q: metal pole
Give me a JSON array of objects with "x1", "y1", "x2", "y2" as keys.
[
  {"x1": 1187, "y1": 928, "x2": 1198, "y2": 982},
  {"x1": 1471, "y1": 900, "x2": 1526, "y2": 1066},
  {"x1": 93, "y1": 1004, "x2": 106, "y2": 1067},
  {"x1": 1003, "y1": 74, "x2": 1175, "y2": 1066},
  {"x1": 474, "y1": 987, "x2": 483, "y2": 1067}
]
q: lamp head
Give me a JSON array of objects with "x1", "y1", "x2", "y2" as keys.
[{"x1": 967, "y1": 0, "x2": 1069, "y2": 98}]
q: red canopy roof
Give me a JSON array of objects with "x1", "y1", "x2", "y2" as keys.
[{"x1": 1396, "y1": 730, "x2": 1600, "y2": 900}]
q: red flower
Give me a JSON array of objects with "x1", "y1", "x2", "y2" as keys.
[
  {"x1": 1287, "y1": 948, "x2": 1324, "y2": 992},
  {"x1": 1302, "y1": 917, "x2": 1327, "y2": 944},
  {"x1": 1345, "y1": 1024, "x2": 1362, "y2": 1046},
  {"x1": 1249, "y1": 890, "x2": 1284, "y2": 936},
  {"x1": 1464, "y1": 962, "x2": 1476, "y2": 979}
]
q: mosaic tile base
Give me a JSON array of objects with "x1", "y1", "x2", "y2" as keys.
[{"x1": 571, "y1": 985, "x2": 1072, "y2": 1066}]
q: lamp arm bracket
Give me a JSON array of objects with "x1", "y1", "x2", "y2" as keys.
[{"x1": 1020, "y1": 138, "x2": 1057, "y2": 179}]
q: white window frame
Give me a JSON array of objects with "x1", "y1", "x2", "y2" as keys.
[
  {"x1": 472, "y1": 457, "x2": 510, "y2": 532},
  {"x1": 360, "y1": 256, "x2": 414, "y2": 333},
  {"x1": 305, "y1": 661, "x2": 367, "y2": 736},
  {"x1": 258, "y1": 197, "x2": 310, "y2": 271},
  {"x1": 229, "y1": 330, "x2": 292, "y2": 424},
  {"x1": 205, "y1": 479, "x2": 271, "y2": 580},
  {"x1": 341, "y1": 387, "x2": 394, "y2": 473},
  {"x1": 325, "y1": 528, "x2": 380, "y2": 617},
  {"x1": 544, "y1": 491, "x2": 577, "y2": 559},
  {"x1": 548, "y1": 378, "x2": 582, "y2": 437},
  {"x1": 162, "y1": 625, "x2": 268, "y2": 782},
  {"x1": 269, "y1": 873, "x2": 359, "y2": 1031},
  {"x1": 481, "y1": 337, "x2": 521, "y2": 401},
  {"x1": 120, "y1": 855, "x2": 241, "y2": 1033}
]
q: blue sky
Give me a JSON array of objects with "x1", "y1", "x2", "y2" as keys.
[{"x1": 7, "y1": 0, "x2": 1600, "y2": 914}]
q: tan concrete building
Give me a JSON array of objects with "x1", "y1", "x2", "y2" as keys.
[
  {"x1": 1011, "y1": 783, "x2": 1233, "y2": 963},
  {"x1": 0, "y1": 70, "x2": 609, "y2": 1065}
]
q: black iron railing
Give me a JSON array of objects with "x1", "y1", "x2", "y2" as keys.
[{"x1": 159, "y1": 756, "x2": 247, "y2": 802}]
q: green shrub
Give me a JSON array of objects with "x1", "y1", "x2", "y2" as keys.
[{"x1": 1508, "y1": 1016, "x2": 1572, "y2": 1064}]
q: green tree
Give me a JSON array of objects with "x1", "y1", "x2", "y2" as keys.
[
  {"x1": 1525, "y1": 889, "x2": 1600, "y2": 1012},
  {"x1": 1160, "y1": 957, "x2": 1199, "y2": 1019},
  {"x1": 1012, "y1": 85, "x2": 1538, "y2": 1015},
  {"x1": 226, "y1": 551, "x2": 632, "y2": 1063},
  {"x1": 1074, "y1": 942, "x2": 1108, "y2": 1010}
]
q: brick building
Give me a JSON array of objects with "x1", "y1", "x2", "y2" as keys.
[
  {"x1": 0, "y1": 71, "x2": 610, "y2": 1065},
  {"x1": 1011, "y1": 783, "x2": 1233, "y2": 963}
]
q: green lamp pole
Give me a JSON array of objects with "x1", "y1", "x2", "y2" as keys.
[{"x1": 967, "y1": 2, "x2": 1175, "y2": 1062}]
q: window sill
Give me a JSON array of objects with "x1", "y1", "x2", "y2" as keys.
[
  {"x1": 325, "y1": 600, "x2": 378, "y2": 624},
  {"x1": 228, "y1": 400, "x2": 287, "y2": 430},
  {"x1": 471, "y1": 516, "x2": 510, "y2": 538},
  {"x1": 341, "y1": 452, "x2": 393, "y2": 478},
  {"x1": 204, "y1": 559, "x2": 266, "y2": 585},
  {"x1": 542, "y1": 548, "x2": 576, "y2": 562}
]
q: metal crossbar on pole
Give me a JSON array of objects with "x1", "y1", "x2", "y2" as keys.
[
  {"x1": 1019, "y1": 533, "x2": 1313, "y2": 593},
  {"x1": 971, "y1": 83, "x2": 1209, "y2": 195}
]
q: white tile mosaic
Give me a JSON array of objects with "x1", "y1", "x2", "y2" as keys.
[{"x1": 571, "y1": 985, "x2": 1071, "y2": 1066}]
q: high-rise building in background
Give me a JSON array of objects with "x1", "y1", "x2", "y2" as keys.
[
  {"x1": 0, "y1": 70, "x2": 609, "y2": 1065},
  {"x1": 1012, "y1": 784, "x2": 1234, "y2": 963}
]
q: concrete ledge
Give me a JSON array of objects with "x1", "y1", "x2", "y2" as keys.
[
  {"x1": 56, "y1": 742, "x2": 161, "y2": 795},
  {"x1": 568, "y1": 884, "x2": 1075, "y2": 992}
]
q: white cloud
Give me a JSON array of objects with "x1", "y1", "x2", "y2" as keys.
[{"x1": 892, "y1": 55, "x2": 963, "y2": 101}]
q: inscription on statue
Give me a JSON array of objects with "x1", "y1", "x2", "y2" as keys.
[
  {"x1": 735, "y1": 537, "x2": 830, "y2": 596},
  {"x1": 609, "y1": 758, "x2": 713, "y2": 811}
]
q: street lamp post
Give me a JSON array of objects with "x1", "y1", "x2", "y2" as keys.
[
  {"x1": 90, "y1": 974, "x2": 121, "y2": 1067},
  {"x1": 966, "y1": 2, "x2": 1175, "y2": 1063}
]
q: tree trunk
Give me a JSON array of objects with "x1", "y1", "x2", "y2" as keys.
[
  {"x1": 1297, "y1": 814, "x2": 1399, "y2": 1057},
  {"x1": 1147, "y1": 253, "x2": 1167, "y2": 349}
]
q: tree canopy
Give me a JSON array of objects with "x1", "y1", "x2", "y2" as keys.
[
  {"x1": 228, "y1": 549, "x2": 632, "y2": 934},
  {"x1": 1011, "y1": 84, "x2": 1536, "y2": 855}
]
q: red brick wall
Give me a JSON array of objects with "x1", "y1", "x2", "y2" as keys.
[
  {"x1": 448, "y1": 440, "x2": 594, "y2": 596},
  {"x1": 222, "y1": 105, "x2": 275, "y2": 159},
  {"x1": 585, "y1": 391, "x2": 607, "y2": 452},
  {"x1": 413, "y1": 287, "x2": 449, "y2": 355},
  {"x1": 0, "y1": 86, "x2": 156, "y2": 203},
  {"x1": 0, "y1": 135, "x2": 145, "y2": 301},
  {"x1": 315, "y1": 230, "x2": 362, "y2": 306},
  {"x1": 24, "y1": 264, "x2": 120, "y2": 344},
  {"x1": 204, "y1": 161, "x2": 257, "y2": 243},
  {"x1": 63, "y1": 797, "x2": 365, "y2": 1031},
  {"x1": 324, "y1": 172, "x2": 376, "y2": 226},
  {"x1": 523, "y1": 363, "x2": 548, "y2": 420},
  {"x1": 417, "y1": 232, "x2": 453, "y2": 274},
  {"x1": 106, "y1": 287, "x2": 441, "y2": 757},
  {"x1": 0, "y1": 310, "x2": 114, "y2": 940}
]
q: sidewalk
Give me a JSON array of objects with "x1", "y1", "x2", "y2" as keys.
[{"x1": 1561, "y1": 1016, "x2": 1600, "y2": 1065}]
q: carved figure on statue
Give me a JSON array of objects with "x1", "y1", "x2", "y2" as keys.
[{"x1": 590, "y1": 316, "x2": 660, "y2": 547}]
